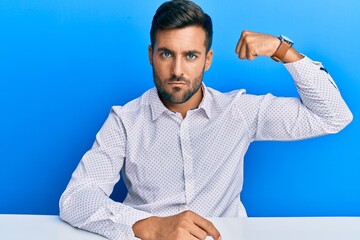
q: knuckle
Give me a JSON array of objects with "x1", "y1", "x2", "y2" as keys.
[
  {"x1": 242, "y1": 30, "x2": 250, "y2": 36},
  {"x1": 179, "y1": 218, "x2": 188, "y2": 227},
  {"x1": 243, "y1": 34, "x2": 250, "y2": 43},
  {"x1": 182, "y1": 210, "x2": 192, "y2": 217},
  {"x1": 244, "y1": 36, "x2": 255, "y2": 46},
  {"x1": 178, "y1": 218, "x2": 190, "y2": 228}
]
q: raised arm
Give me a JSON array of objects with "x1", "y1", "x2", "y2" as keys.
[{"x1": 235, "y1": 30, "x2": 352, "y2": 141}]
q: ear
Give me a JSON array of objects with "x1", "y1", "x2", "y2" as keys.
[
  {"x1": 204, "y1": 49, "x2": 213, "y2": 71},
  {"x1": 148, "y1": 45, "x2": 153, "y2": 66}
]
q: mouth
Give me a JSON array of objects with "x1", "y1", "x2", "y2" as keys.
[
  {"x1": 168, "y1": 82, "x2": 187, "y2": 87},
  {"x1": 169, "y1": 81, "x2": 185, "y2": 84},
  {"x1": 168, "y1": 80, "x2": 187, "y2": 85}
]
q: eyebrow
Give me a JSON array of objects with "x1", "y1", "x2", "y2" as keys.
[
  {"x1": 156, "y1": 47, "x2": 174, "y2": 54},
  {"x1": 186, "y1": 50, "x2": 202, "y2": 55},
  {"x1": 156, "y1": 47, "x2": 202, "y2": 56}
]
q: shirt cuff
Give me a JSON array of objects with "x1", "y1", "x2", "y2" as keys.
[
  {"x1": 108, "y1": 203, "x2": 153, "y2": 239},
  {"x1": 284, "y1": 55, "x2": 339, "y2": 90}
]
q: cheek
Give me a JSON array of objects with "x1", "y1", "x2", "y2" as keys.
[
  {"x1": 153, "y1": 61, "x2": 170, "y2": 78},
  {"x1": 189, "y1": 62, "x2": 206, "y2": 76}
]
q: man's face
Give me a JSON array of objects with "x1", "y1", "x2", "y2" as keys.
[{"x1": 148, "y1": 26, "x2": 213, "y2": 105}]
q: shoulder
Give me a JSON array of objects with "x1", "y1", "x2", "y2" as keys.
[
  {"x1": 206, "y1": 86, "x2": 247, "y2": 105},
  {"x1": 206, "y1": 86, "x2": 273, "y2": 115},
  {"x1": 110, "y1": 88, "x2": 154, "y2": 117}
]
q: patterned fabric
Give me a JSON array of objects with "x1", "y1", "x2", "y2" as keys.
[{"x1": 59, "y1": 56, "x2": 352, "y2": 239}]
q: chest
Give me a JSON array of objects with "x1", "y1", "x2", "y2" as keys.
[{"x1": 123, "y1": 110, "x2": 250, "y2": 182}]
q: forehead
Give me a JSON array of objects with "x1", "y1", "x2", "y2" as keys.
[{"x1": 154, "y1": 26, "x2": 207, "y2": 52}]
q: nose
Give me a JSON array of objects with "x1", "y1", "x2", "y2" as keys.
[{"x1": 171, "y1": 56, "x2": 183, "y2": 77}]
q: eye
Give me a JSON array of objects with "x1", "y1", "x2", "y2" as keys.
[
  {"x1": 161, "y1": 51, "x2": 172, "y2": 58},
  {"x1": 187, "y1": 52, "x2": 197, "y2": 60}
]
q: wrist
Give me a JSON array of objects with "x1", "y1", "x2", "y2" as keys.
[
  {"x1": 281, "y1": 47, "x2": 304, "y2": 63},
  {"x1": 271, "y1": 35, "x2": 303, "y2": 63},
  {"x1": 271, "y1": 35, "x2": 293, "y2": 62}
]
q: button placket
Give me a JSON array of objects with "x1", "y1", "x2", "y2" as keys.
[{"x1": 179, "y1": 117, "x2": 195, "y2": 207}]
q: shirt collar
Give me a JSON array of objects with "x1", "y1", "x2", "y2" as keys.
[
  {"x1": 150, "y1": 83, "x2": 212, "y2": 121},
  {"x1": 198, "y1": 83, "x2": 212, "y2": 119},
  {"x1": 149, "y1": 88, "x2": 169, "y2": 121}
]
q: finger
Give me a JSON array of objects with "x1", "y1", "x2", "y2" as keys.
[
  {"x1": 177, "y1": 212, "x2": 210, "y2": 240},
  {"x1": 238, "y1": 31, "x2": 253, "y2": 59},
  {"x1": 246, "y1": 47, "x2": 257, "y2": 61},
  {"x1": 188, "y1": 224, "x2": 208, "y2": 240},
  {"x1": 191, "y1": 215, "x2": 221, "y2": 240},
  {"x1": 238, "y1": 41, "x2": 247, "y2": 59},
  {"x1": 172, "y1": 229, "x2": 199, "y2": 240},
  {"x1": 184, "y1": 231, "x2": 201, "y2": 240},
  {"x1": 235, "y1": 34, "x2": 243, "y2": 55},
  {"x1": 236, "y1": 30, "x2": 251, "y2": 56}
]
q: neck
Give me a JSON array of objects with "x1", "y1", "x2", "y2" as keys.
[{"x1": 162, "y1": 87, "x2": 203, "y2": 118}]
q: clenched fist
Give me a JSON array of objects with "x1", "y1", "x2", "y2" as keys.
[{"x1": 235, "y1": 30, "x2": 303, "y2": 63}]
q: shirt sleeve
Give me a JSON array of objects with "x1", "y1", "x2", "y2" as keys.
[
  {"x1": 254, "y1": 56, "x2": 353, "y2": 141},
  {"x1": 59, "y1": 107, "x2": 152, "y2": 240}
]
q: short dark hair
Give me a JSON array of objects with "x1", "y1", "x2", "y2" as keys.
[{"x1": 150, "y1": 0, "x2": 213, "y2": 52}]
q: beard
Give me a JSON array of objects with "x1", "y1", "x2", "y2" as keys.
[{"x1": 153, "y1": 68, "x2": 204, "y2": 105}]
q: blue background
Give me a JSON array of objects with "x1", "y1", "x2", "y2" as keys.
[{"x1": 1, "y1": 0, "x2": 359, "y2": 216}]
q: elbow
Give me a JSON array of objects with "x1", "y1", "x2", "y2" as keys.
[
  {"x1": 345, "y1": 110, "x2": 354, "y2": 127},
  {"x1": 328, "y1": 109, "x2": 353, "y2": 133},
  {"x1": 59, "y1": 192, "x2": 68, "y2": 222},
  {"x1": 58, "y1": 191, "x2": 82, "y2": 228},
  {"x1": 59, "y1": 189, "x2": 76, "y2": 225}
]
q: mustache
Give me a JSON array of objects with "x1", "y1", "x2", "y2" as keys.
[{"x1": 168, "y1": 75, "x2": 189, "y2": 83}]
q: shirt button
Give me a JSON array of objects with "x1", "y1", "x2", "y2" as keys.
[
  {"x1": 184, "y1": 153, "x2": 191, "y2": 160},
  {"x1": 179, "y1": 204, "x2": 188, "y2": 212}
]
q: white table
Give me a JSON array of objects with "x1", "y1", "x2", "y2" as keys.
[
  {"x1": 0, "y1": 214, "x2": 360, "y2": 240},
  {"x1": 211, "y1": 217, "x2": 360, "y2": 240},
  {"x1": 0, "y1": 214, "x2": 105, "y2": 240}
]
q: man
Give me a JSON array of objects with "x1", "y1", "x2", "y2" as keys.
[{"x1": 59, "y1": 0, "x2": 353, "y2": 239}]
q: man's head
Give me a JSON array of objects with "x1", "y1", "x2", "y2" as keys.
[
  {"x1": 150, "y1": 0, "x2": 213, "y2": 53},
  {"x1": 149, "y1": 0, "x2": 214, "y2": 108}
]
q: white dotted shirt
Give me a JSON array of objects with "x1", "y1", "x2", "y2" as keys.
[{"x1": 59, "y1": 57, "x2": 352, "y2": 239}]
